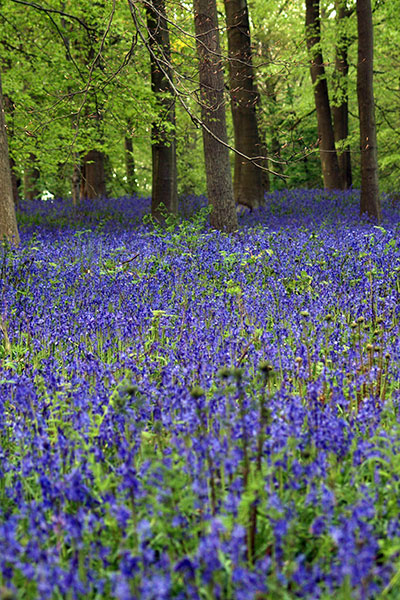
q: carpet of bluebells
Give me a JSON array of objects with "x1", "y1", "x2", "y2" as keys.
[{"x1": 2, "y1": 189, "x2": 400, "y2": 599}]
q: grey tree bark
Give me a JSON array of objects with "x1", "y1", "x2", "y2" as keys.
[
  {"x1": 0, "y1": 71, "x2": 19, "y2": 245},
  {"x1": 357, "y1": 0, "x2": 380, "y2": 221},
  {"x1": 224, "y1": 0, "x2": 264, "y2": 210},
  {"x1": 332, "y1": 0, "x2": 352, "y2": 189},
  {"x1": 146, "y1": 0, "x2": 177, "y2": 220},
  {"x1": 305, "y1": 0, "x2": 341, "y2": 189},
  {"x1": 193, "y1": 0, "x2": 238, "y2": 232},
  {"x1": 124, "y1": 126, "x2": 137, "y2": 195}
]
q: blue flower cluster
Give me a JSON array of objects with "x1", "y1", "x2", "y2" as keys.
[{"x1": 1, "y1": 189, "x2": 400, "y2": 598}]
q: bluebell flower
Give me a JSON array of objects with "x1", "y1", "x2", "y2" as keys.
[{"x1": 310, "y1": 516, "x2": 326, "y2": 536}]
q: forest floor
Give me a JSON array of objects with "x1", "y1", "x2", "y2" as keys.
[{"x1": 1, "y1": 189, "x2": 400, "y2": 599}]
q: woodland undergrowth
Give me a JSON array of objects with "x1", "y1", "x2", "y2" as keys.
[{"x1": 1, "y1": 189, "x2": 400, "y2": 599}]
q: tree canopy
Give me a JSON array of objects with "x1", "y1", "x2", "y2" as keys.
[{"x1": 0, "y1": 0, "x2": 396, "y2": 204}]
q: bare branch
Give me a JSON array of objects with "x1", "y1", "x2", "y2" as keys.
[
  {"x1": 10, "y1": 0, "x2": 96, "y2": 33},
  {"x1": 127, "y1": 0, "x2": 287, "y2": 178}
]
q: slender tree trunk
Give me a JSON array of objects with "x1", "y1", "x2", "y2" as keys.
[
  {"x1": 72, "y1": 155, "x2": 81, "y2": 206},
  {"x1": 357, "y1": 0, "x2": 380, "y2": 221},
  {"x1": 146, "y1": 0, "x2": 177, "y2": 220},
  {"x1": 305, "y1": 0, "x2": 341, "y2": 189},
  {"x1": 224, "y1": 0, "x2": 264, "y2": 209},
  {"x1": 264, "y1": 63, "x2": 282, "y2": 189},
  {"x1": 194, "y1": 0, "x2": 238, "y2": 232},
  {"x1": 80, "y1": 149, "x2": 106, "y2": 199},
  {"x1": 332, "y1": 0, "x2": 352, "y2": 189},
  {"x1": 259, "y1": 139, "x2": 271, "y2": 193},
  {"x1": 124, "y1": 132, "x2": 137, "y2": 194},
  {"x1": 24, "y1": 152, "x2": 40, "y2": 200},
  {"x1": 0, "y1": 72, "x2": 19, "y2": 245},
  {"x1": 74, "y1": 4, "x2": 108, "y2": 203},
  {"x1": 3, "y1": 95, "x2": 20, "y2": 207},
  {"x1": 256, "y1": 40, "x2": 282, "y2": 191},
  {"x1": 60, "y1": 8, "x2": 83, "y2": 205},
  {"x1": 10, "y1": 156, "x2": 19, "y2": 208},
  {"x1": 255, "y1": 79, "x2": 270, "y2": 194}
]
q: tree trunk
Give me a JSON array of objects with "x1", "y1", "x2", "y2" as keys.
[
  {"x1": 24, "y1": 152, "x2": 40, "y2": 200},
  {"x1": 9, "y1": 156, "x2": 20, "y2": 208},
  {"x1": 224, "y1": 0, "x2": 264, "y2": 209},
  {"x1": 80, "y1": 149, "x2": 106, "y2": 199},
  {"x1": 332, "y1": 0, "x2": 352, "y2": 189},
  {"x1": 259, "y1": 139, "x2": 271, "y2": 193},
  {"x1": 357, "y1": 0, "x2": 380, "y2": 221},
  {"x1": 3, "y1": 95, "x2": 20, "y2": 207},
  {"x1": 146, "y1": 0, "x2": 177, "y2": 220},
  {"x1": 124, "y1": 133, "x2": 137, "y2": 194},
  {"x1": 264, "y1": 61, "x2": 281, "y2": 189},
  {"x1": 60, "y1": 8, "x2": 83, "y2": 206},
  {"x1": 72, "y1": 155, "x2": 81, "y2": 206},
  {"x1": 194, "y1": 0, "x2": 238, "y2": 232},
  {"x1": 305, "y1": 0, "x2": 341, "y2": 189},
  {"x1": 0, "y1": 72, "x2": 19, "y2": 245}
]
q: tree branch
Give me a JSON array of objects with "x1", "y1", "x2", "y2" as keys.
[
  {"x1": 10, "y1": 0, "x2": 96, "y2": 32},
  {"x1": 127, "y1": 0, "x2": 287, "y2": 177}
]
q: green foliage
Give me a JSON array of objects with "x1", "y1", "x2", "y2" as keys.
[{"x1": 0, "y1": 0, "x2": 398, "y2": 198}]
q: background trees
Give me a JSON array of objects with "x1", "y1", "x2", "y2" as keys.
[{"x1": 0, "y1": 0, "x2": 393, "y2": 234}]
